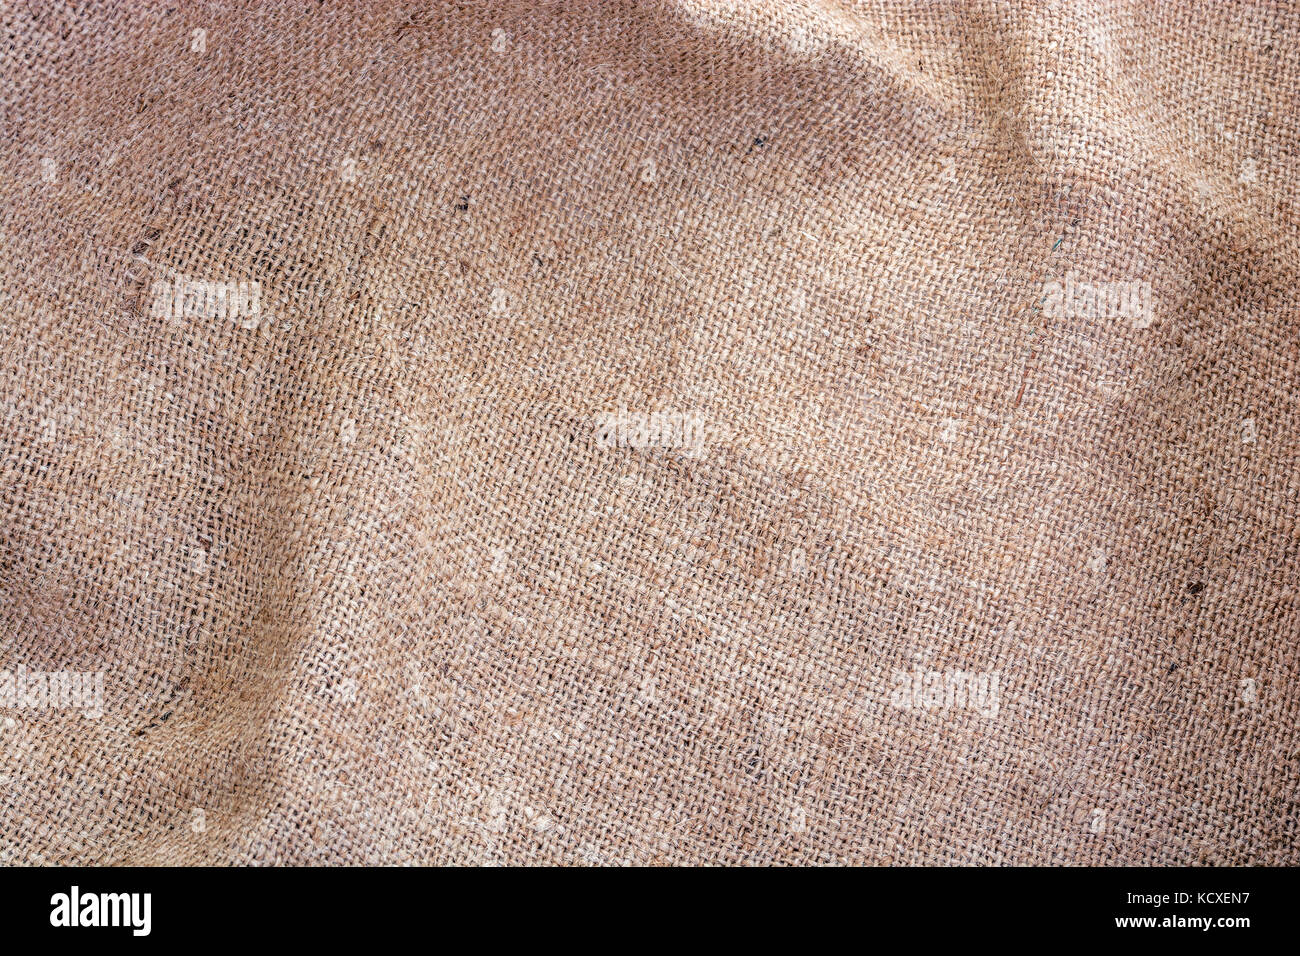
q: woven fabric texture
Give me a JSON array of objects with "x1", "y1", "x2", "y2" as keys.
[{"x1": 1, "y1": 0, "x2": 1298, "y2": 865}]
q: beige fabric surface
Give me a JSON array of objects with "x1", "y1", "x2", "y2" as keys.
[{"x1": 1, "y1": 0, "x2": 1297, "y2": 865}]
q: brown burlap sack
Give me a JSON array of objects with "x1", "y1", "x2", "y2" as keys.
[{"x1": 1, "y1": 0, "x2": 1297, "y2": 865}]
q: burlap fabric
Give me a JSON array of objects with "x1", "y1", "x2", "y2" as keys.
[{"x1": 2, "y1": 0, "x2": 1297, "y2": 865}]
